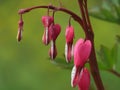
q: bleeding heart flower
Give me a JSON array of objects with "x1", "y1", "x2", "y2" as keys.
[
  {"x1": 65, "y1": 26, "x2": 74, "y2": 63},
  {"x1": 74, "y1": 38, "x2": 92, "y2": 67},
  {"x1": 41, "y1": 16, "x2": 54, "y2": 45},
  {"x1": 17, "y1": 19, "x2": 24, "y2": 42},
  {"x1": 48, "y1": 24, "x2": 61, "y2": 59},
  {"x1": 78, "y1": 68, "x2": 90, "y2": 90},
  {"x1": 71, "y1": 67, "x2": 90, "y2": 90}
]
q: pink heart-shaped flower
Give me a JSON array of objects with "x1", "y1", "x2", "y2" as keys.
[{"x1": 74, "y1": 38, "x2": 92, "y2": 67}]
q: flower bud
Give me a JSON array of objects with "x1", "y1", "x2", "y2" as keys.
[
  {"x1": 74, "y1": 39, "x2": 92, "y2": 67},
  {"x1": 17, "y1": 20, "x2": 24, "y2": 42},
  {"x1": 78, "y1": 68, "x2": 90, "y2": 90},
  {"x1": 41, "y1": 16, "x2": 54, "y2": 45},
  {"x1": 65, "y1": 26, "x2": 74, "y2": 62}
]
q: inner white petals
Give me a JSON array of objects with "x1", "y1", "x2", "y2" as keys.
[
  {"x1": 65, "y1": 43, "x2": 68, "y2": 62},
  {"x1": 45, "y1": 27, "x2": 48, "y2": 44},
  {"x1": 51, "y1": 40, "x2": 54, "y2": 59},
  {"x1": 71, "y1": 66, "x2": 77, "y2": 87}
]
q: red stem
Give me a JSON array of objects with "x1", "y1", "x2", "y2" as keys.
[
  {"x1": 83, "y1": 0, "x2": 94, "y2": 33},
  {"x1": 108, "y1": 69, "x2": 120, "y2": 77}
]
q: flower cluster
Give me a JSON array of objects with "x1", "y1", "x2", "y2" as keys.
[
  {"x1": 71, "y1": 39, "x2": 91, "y2": 90},
  {"x1": 41, "y1": 14, "x2": 61, "y2": 59},
  {"x1": 17, "y1": 5, "x2": 92, "y2": 90}
]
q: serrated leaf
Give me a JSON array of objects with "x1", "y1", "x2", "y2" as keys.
[{"x1": 89, "y1": 0, "x2": 120, "y2": 24}]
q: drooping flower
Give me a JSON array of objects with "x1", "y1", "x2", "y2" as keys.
[
  {"x1": 17, "y1": 19, "x2": 24, "y2": 42},
  {"x1": 48, "y1": 23, "x2": 61, "y2": 60},
  {"x1": 65, "y1": 26, "x2": 74, "y2": 63},
  {"x1": 41, "y1": 16, "x2": 54, "y2": 45},
  {"x1": 71, "y1": 67, "x2": 90, "y2": 90},
  {"x1": 74, "y1": 38, "x2": 92, "y2": 67},
  {"x1": 78, "y1": 68, "x2": 90, "y2": 90},
  {"x1": 71, "y1": 38, "x2": 91, "y2": 88}
]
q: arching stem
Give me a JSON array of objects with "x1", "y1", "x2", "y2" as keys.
[{"x1": 18, "y1": 5, "x2": 84, "y2": 29}]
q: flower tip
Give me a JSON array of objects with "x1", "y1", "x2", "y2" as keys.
[
  {"x1": 16, "y1": 30, "x2": 22, "y2": 42},
  {"x1": 49, "y1": 41, "x2": 57, "y2": 60}
]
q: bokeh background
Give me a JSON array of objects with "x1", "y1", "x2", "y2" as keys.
[{"x1": 0, "y1": 0, "x2": 120, "y2": 90}]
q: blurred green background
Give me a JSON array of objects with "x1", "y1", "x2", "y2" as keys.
[{"x1": 0, "y1": 0, "x2": 120, "y2": 90}]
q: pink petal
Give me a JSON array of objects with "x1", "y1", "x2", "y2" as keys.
[
  {"x1": 74, "y1": 39, "x2": 92, "y2": 67},
  {"x1": 78, "y1": 68, "x2": 90, "y2": 90},
  {"x1": 49, "y1": 24, "x2": 61, "y2": 41},
  {"x1": 42, "y1": 16, "x2": 54, "y2": 27},
  {"x1": 65, "y1": 26, "x2": 74, "y2": 44}
]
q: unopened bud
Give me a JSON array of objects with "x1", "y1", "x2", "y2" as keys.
[{"x1": 17, "y1": 20, "x2": 24, "y2": 42}]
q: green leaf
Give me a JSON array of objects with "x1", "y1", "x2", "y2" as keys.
[
  {"x1": 97, "y1": 43, "x2": 119, "y2": 70},
  {"x1": 50, "y1": 57, "x2": 73, "y2": 70},
  {"x1": 111, "y1": 44, "x2": 118, "y2": 69},
  {"x1": 97, "y1": 45, "x2": 112, "y2": 69},
  {"x1": 89, "y1": 0, "x2": 120, "y2": 24},
  {"x1": 116, "y1": 35, "x2": 120, "y2": 43},
  {"x1": 115, "y1": 40, "x2": 120, "y2": 71}
]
